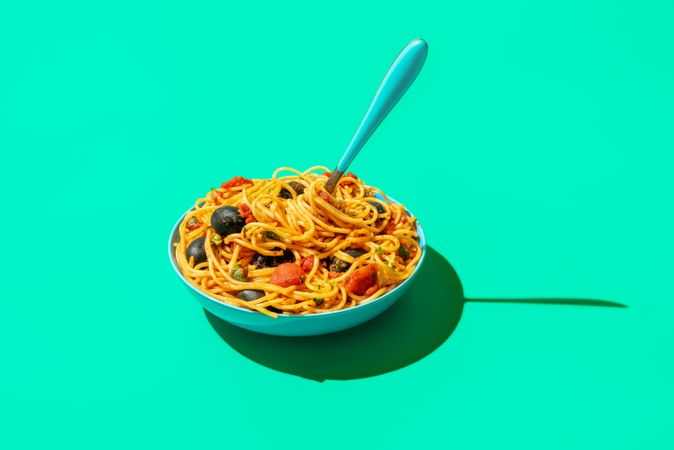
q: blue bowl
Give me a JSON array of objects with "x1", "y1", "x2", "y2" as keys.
[{"x1": 167, "y1": 197, "x2": 426, "y2": 336}]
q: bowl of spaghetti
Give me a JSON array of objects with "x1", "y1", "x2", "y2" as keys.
[{"x1": 168, "y1": 167, "x2": 426, "y2": 336}]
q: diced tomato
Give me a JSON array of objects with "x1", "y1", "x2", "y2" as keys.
[
  {"x1": 346, "y1": 264, "x2": 378, "y2": 296},
  {"x1": 186, "y1": 220, "x2": 201, "y2": 231},
  {"x1": 211, "y1": 189, "x2": 224, "y2": 204},
  {"x1": 270, "y1": 263, "x2": 304, "y2": 287},
  {"x1": 239, "y1": 203, "x2": 256, "y2": 224},
  {"x1": 364, "y1": 284, "x2": 379, "y2": 296},
  {"x1": 328, "y1": 271, "x2": 341, "y2": 279},
  {"x1": 300, "y1": 256, "x2": 315, "y2": 273},
  {"x1": 318, "y1": 191, "x2": 331, "y2": 203},
  {"x1": 385, "y1": 220, "x2": 397, "y2": 234},
  {"x1": 322, "y1": 171, "x2": 331, "y2": 177},
  {"x1": 221, "y1": 176, "x2": 253, "y2": 189},
  {"x1": 409, "y1": 247, "x2": 418, "y2": 259},
  {"x1": 340, "y1": 171, "x2": 358, "y2": 187},
  {"x1": 385, "y1": 212, "x2": 408, "y2": 234}
]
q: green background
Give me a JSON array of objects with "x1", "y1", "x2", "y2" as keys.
[{"x1": 1, "y1": 1, "x2": 673, "y2": 449}]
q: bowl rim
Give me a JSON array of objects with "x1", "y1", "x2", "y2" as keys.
[{"x1": 167, "y1": 194, "x2": 427, "y2": 319}]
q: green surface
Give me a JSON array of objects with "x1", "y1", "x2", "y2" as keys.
[{"x1": 1, "y1": 1, "x2": 673, "y2": 449}]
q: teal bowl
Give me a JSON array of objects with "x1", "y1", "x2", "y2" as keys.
[{"x1": 167, "y1": 197, "x2": 426, "y2": 336}]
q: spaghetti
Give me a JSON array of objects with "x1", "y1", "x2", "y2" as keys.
[{"x1": 174, "y1": 166, "x2": 422, "y2": 318}]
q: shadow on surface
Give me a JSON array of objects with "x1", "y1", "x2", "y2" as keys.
[
  {"x1": 467, "y1": 298, "x2": 627, "y2": 308},
  {"x1": 205, "y1": 247, "x2": 626, "y2": 381}
]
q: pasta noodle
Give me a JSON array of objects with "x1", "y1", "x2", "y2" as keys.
[{"x1": 174, "y1": 166, "x2": 422, "y2": 318}]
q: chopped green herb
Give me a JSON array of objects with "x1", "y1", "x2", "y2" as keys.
[
  {"x1": 313, "y1": 298, "x2": 324, "y2": 306},
  {"x1": 211, "y1": 233, "x2": 223, "y2": 246},
  {"x1": 376, "y1": 246, "x2": 383, "y2": 254},
  {"x1": 231, "y1": 271, "x2": 247, "y2": 282},
  {"x1": 231, "y1": 265, "x2": 248, "y2": 282},
  {"x1": 332, "y1": 281, "x2": 336, "y2": 287},
  {"x1": 262, "y1": 231, "x2": 280, "y2": 240},
  {"x1": 397, "y1": 245, "x2": 410, "y2": 260}
]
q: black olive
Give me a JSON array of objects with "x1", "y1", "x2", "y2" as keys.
[
  {"x1": 274, "y1": 249, "x2": 295, "y2": 265},
  {"x1": 329, "y1": 248, "x2": 366, "y2": 272},
  {"x1": 236, "y1": 290, "x2": 283, "y2": 314},
  {"x1": 397, "y1": 245, "x2": 410, "y2": 260},
  {"x1": 251, "y1": 254, "x2": 268, "y2": 269},
  {"x1": 279, "y1": 181, "x2": 305, "y2": 199},
  {"x1": 186, "y1": 237, "x2": 207, "y2": 266},
  {"x1": 369, "y1": 200, "x2": 386, "y2": 214},
  {"x1": 210, "y1": 206, "x2": 245, "y2": 236},
  {"x1": 251, "y1": 249, "x2": 295, "y2": 268},
  {"x1": 278, "y1": 189, "x2": 292, "y2": 199},
  {"x1": 345, "y1": 248, "x2": 366, "y2": 258},
  {"x1": 329, "y1": 259, "x2": 349, "y2": 273},
  {"x1": 236, "y1": 289, "x2": 266, "y2": 302},
  {"x1": 291, "y1": 181, "x2": 305, "y2": 194}
]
